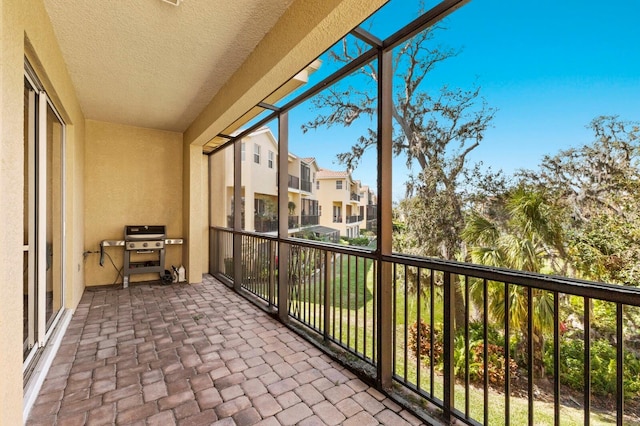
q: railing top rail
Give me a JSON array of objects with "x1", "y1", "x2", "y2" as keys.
[
  {"x1": 211, "y1": 226, "x2": 640, "y2": 306},
  {"x1": 212, "y1": 226, "x2": 375, "y2": 259},
  {"x1": 383, "y1": 253, "x2": 640, "y2": 306}
]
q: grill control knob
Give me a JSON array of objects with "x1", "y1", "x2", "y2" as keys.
[
  {"x1": 155, "y1": 242, "x2": 161, "y2": 247},
  {"x1": 143, "y1": 242, "x2": 148, "y2": 248},
  {"x1": 129, "y1": 243, "x2": 135, "y2": 249}
]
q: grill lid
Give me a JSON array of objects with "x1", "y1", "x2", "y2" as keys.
[{"x1": 125, "y1": 225, "x2": 166, "y2": 240}]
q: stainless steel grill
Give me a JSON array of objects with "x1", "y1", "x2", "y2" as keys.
[
  {"x1": 125, "y1": 225, "x2": 166, "y2": 250},
  {"x1": 100, "y1": 225, "x2": 183, "y2": 288},
  {"x1": 123, "y1": 225, "x2": 166, "y2": 288}
]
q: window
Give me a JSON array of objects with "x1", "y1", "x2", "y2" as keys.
[
  {"x1": 268, "y1": 150, "x2": 274, "y2": 169},
  {"x1": 316, "y1": 181, "x2": 320, "y2": 190},
  {"x1": 255, "y1": 198, "x2": 265, "y2": 215},
  {"x1": 336, "y1": 180, "x2": 342, "y2": 190},
  {"x1": 254, "y1": 143, "x2": 261, "y2": 164},
  {"x1": 241, "y1": 143, "x2": 245, "y2": 161},
  {"x1": 301, "y1": 164, "x2": 312, "y2": 192},
  {"x1": 333, "y1": 205, "x2": 342, "y2": 223}
]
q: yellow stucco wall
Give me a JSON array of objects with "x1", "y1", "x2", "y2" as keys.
[
  {"x1": 1, "y1": 0, "x2": 386, "y2": 421},
  {"x1": 1, "y1": 0, "x2": 86, "y2": 423},
  {"x1": 84, "y1": 120, "x2": 183, "y2": 285}
]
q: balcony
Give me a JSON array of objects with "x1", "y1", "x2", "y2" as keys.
[
  {"x1": 226, "y1": 214, "x2": 244, "y2": 229},
  {"x1": 366, "y1": 205, "x2": 377, "y2": 221},
  {"x1": 350, "y1": 192, "x2": 360, "y2": 202},
  {"x1": 25, "y1": 273, "x2": 423, "y2": 425},
  {"x1": 301, "y1": 214, "x2": 319, "y2": 226},
  {"x1": 254, "y1": 215, "x2": 299, "y2": 232},
  {"x1": 210, "y1": 227, "x2": 640, "y2": 425},
  {"x1": 254, "y1": 216, "x2": 278, "y2": 232},
  {"x1": 366, "y1": 219, "x2": 377, "y2": 232},
  {"x1": 301, "y1": 179, "x2": 312, "y2": 193},
  {"x1": 288, "y1": 215, "x2": 299, "y2": 229},
  {"x1": 332, "y1": 216, "x2": 342, "y2": 223},
  {"x1": 346, "y1": 215, "x2": 361, "y2": 224},
  {"x1": 288, "y1": 174, "x2": 300, "y2": 190}
]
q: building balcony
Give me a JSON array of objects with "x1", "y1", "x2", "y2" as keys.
[
  {"x1": 346, "y1": 215, "x2": 361, "y2": 224},
  {"x1": 350, "y1": 192, "x2": 360, "y2": 202},
  {"x1": 301, "y1": 179, "x2": 312, "y2": 193},
  {"x1": 366, "y1": 218, "x2": 377, "y2": 232},
  {"x1": 226, "y1": 214, "x2": 244, "y2": 229},
  {"x1": 332, "y1": 216, "x2": 342, "y2": 223},
  {"x1": 254, "y1": 215, "x2": 299, "y2": 232},
  {"x1": 288, "y1": 174, "x2": 300, "y2": 190},
  {"x1": 209, "y1": 227, "x2": 640, "y2": 425},
  {"x1": 301, "y1": 214, "x2": 319, "y2": 226}
]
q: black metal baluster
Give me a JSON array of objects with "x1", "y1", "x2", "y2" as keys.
[
  {"x1": 504, "y1": 282, "x2": 510, "y2": 426},
  {"x1": 528, "y1": 287, "x2": 534, "y2": 426},
  {"x1": 584, "y1": 297, "x2": 591, "y2": 426},
  {"x1": 554, "y1": 291, "x2": 560, "y2": 426},
  {"x1": 617, "y1": 303, "x2": 624, "y2": 426}
]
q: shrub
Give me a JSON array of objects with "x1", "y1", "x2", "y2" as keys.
[
  {"x1": 409, "y1": 320, "x2": 518, "y2": 388},
  {"x1": 465, "y1": 340, "x2": 519, "y2": 387},
  {"x1": 343, "y1": 236, "x2": 370, "y2": 246},
  {"x1": 544, "y1": 338, "x2": 640, "y2": 398},
  {"x1": 408, "y1": 320, "x2": 443, "y2": 365}
]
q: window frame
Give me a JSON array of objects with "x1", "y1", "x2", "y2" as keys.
[{"x1": 254, "y1": 143, "x2": 261, "y2": 164}]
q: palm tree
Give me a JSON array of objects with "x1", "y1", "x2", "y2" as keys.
[{"x1": 462, "y1": 187, "x2": 567, "y2": 377}]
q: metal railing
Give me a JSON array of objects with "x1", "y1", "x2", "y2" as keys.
[
  {"x1": 288, "y1": 215, "x2": 299, "y2": 229},
  {"x1": 210, "y1": 226, "x2": 640, "y2": 425},
  {"x1": 346, "y1": 215, "x2": 361, "y2": 224},
  {"x1": 288, "y1": 175, "x2": 300, "y2": 189},
  {"x1": 254, "y1": 217, "x2": 278, "y2": 233},
  {"x1": 253, "y1": 216, "x2": 300, "y2": 232},
  {"x1": 301, "y1": 215, "x2": 319, "y2": 226},
  {"x1": 350, "y1": 192, "x2": 360, "y2": 201},
  {"x1": 333, "y1": 216, "x2": 342, "y2": 223}
]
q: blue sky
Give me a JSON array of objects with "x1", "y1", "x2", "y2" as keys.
[{"x1": 268, "y1": 0, "x2": 640, "y2": 200}]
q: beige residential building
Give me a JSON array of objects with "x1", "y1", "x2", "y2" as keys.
[
  {"x1": 211, "y1": 128, "x2": 323, "y2": 235},
  {"x1": 211, "y1": 128, "x2": 375, "y2": 241},
  {"x1": 316, "y1": 168, "x2": 364, "y2": 238},
  {"x1": 358, "y1": 184, "x2": 378, "y2": 232}
]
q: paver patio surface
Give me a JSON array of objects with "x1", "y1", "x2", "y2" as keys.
[{"x1": 26, "y1": 275, "x2": 425, "y2": 425}]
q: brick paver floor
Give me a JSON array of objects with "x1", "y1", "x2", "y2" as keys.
[{"x1": 26, "y1": 275, "x2": 425, "y2": 425}]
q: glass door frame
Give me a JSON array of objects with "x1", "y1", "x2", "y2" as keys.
[{"x1": 23, "y1": 59, "x2": 66, "y2": 369}]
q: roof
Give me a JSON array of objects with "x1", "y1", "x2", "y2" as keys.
[{"x1": 316, "y1": 168, "x2": 350, "y2": 179}]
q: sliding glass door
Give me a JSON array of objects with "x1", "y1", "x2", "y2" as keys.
[{"x1": 23, "y1": 63, "x2": 65, "y2": 364}]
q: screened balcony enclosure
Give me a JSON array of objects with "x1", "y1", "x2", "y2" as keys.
[
  {"x1": 207, "y1": 0, "x2": 640, "y2": 424},
  {"x1": 16, "y1": 0, "x2": 640, "y2": 425}
]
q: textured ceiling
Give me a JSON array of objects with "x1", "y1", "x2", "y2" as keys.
[{"x1": 44, "y1": 0, "x2": 295, "y2": 132}]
